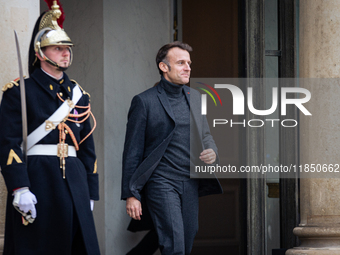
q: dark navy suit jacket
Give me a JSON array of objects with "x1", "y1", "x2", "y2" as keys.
[{"x1": 121, "y1": 81, "x2": 222, "y2": 202}]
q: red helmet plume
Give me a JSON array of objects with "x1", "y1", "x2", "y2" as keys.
[{"x1": 43, "y1": 0, "x2": 65, "y2": 28}]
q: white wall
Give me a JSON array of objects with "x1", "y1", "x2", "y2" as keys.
[{"x1": 0, "y1": 0, "x2": 39, "y2": 83}]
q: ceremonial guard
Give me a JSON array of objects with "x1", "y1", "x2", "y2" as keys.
[{"x1": 0, "y1": 1, "x2": 100, "y2": 254}]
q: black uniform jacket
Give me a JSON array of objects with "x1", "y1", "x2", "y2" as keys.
[
  {"x1": 0, "y1": 68, "x2": 100, "y2": 255},
  {"x1": 121, "y1": 80, "x2": 222, "y2": 202}
]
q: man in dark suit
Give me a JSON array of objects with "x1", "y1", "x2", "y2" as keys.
[{"x1": 121, "y1": 41, "x2": 222, "y2": 255}]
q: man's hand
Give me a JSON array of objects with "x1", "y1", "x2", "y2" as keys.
[
  {"x1": 13, "y1": 187, "x2": 37, "y2": 224},
  {"x1": 199, "y1": 148, "x2": 216, "y2": 164},
  {"x1": 126, "y1": 197, "x2": 142, "y2": 220}
]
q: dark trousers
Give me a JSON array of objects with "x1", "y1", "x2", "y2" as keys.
[
  {"x1": 126, "y1": 229, "x2": 159, "y2": 255},
  {"x1": 145, "y1": 175, "x2": 199, "y2": 255}
]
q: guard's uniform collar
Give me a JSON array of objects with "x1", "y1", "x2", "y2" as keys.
[
  {"x1": 30, "y1": 68, "x2": 74, "y2": 99},
  {"x1": 40, "y1": 68, "x2": 64, "y2": 81}
]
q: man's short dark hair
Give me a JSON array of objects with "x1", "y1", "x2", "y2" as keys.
[{"x1": 156, "y1": 41, "x2": 193, "y2": 75}]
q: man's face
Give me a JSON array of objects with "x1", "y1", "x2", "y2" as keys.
[
  {"x1": 42, "y1": 45, "x2": 71, "y2": 68},
  {"x1": 161, "y1": 47, "x2": 191, "y2": 85}
]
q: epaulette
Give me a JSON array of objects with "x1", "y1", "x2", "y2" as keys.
[
  {"x1": 70, "y1": 79, "x2": 91, "y2": 100},
  {"x1": 2, "y1": 77, "x2": 20, "y2": 92}
]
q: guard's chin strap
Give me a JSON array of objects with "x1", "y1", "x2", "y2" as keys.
[
  {"x1": 33, "y1": 56, "x2": 68, "y2": 71},
  {"x1": 56, "y1": 65, "x2": 68, "y2": 72},
  {"x1": 46, "y1": 58, "x2": 68, "y2": 71}
]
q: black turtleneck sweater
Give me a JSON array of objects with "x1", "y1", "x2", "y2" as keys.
[{"x1": 151, "y1": 76, "x2": 191, "y2": 181}]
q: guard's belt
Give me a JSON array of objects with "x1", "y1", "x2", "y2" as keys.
[{"x1": 27, "y1": 144, "x2": 77, "y2": 157}]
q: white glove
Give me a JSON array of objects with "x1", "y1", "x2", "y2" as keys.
[
  {"x1": 90, "y1": 200, "x2": 94, "y2": 211},
  {"x1": 13, "y1": 187, "x2": 37, "y2": 223}
]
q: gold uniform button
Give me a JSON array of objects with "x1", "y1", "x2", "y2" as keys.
[{"x1": 59, "y1": 92, "x2": 63, "y2": 97}]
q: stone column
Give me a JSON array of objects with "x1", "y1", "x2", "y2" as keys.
[
  {"x1": 0, "y1": 1, "x2": 39, "y2": 253},
  {"x1": 287, "y1": 1, "x2": 340, "y2": 254}
]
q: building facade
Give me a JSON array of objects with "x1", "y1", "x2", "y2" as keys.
[{"x1": 1, "y1": 0, "x2": 340, "y2": 254}]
